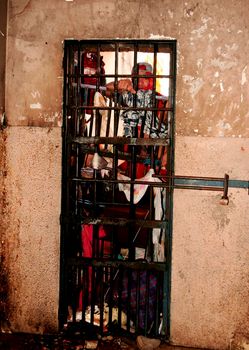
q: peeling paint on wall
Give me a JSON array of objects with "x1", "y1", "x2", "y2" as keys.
[
  {"x1": 167, "y1": 9, "x2": 173, "y2": 19},
  {"x1": 211, "y1": 57, "x2": 237, "y2": 71},
  {"x1": 30, "y1": 103, "x2": 42, "y2": 109},
  {"x1": 191, "y1": 17, "x2": 211, "y2": 38},
  {"x1": 182, "y1": 75, "x2": 204, "y2": 98},
  {"x1": 31, "y1": 91, "x2": 41, "y2": 99},
  {"x1": 38, "y1": 112, "x2": 62, "y2": 127},
  {"x1": 208, "y1": 33, "x2": 218, "y2": 43},
  {"x1": 149, "y1": 34, "x2": 176, "y2": 40},
  {"x1": 241, "y1": 66, "x2": 247, "y2": 85},
  {"x1": 184, "y1": 2, "x2": 199, "y2": 18},
  {"x1": 216, "y1": 119, "x2": 232, "y2": 136}
]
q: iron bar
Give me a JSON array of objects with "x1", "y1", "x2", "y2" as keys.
[
  {"x1": 73, "y1": 136, "x2": 170, "y2": 146},
  {"x1": 61, "y1": 39, "x2": 177, "y2": 339},
  {"x1": 68, "y1": 105, "x2": 172, "y2": 111},
  {"x1": 67, "y1": 258, "x2": 167, "y2": 271}
]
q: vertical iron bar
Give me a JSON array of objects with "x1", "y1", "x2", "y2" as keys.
[
  {"x1": 128, "y1": 42, "x2": 138, "y2": 261},
  {"x1": 144, "y1": 270, "x2": 150, "y2": 334},
  {"x1": 59, "y1": 41, "x2": 71, "y2": 328},
  {"x1": 60, "y1": 40, "x2": 177, "y2": 342},
  {"x1": 135, "y1": 270, "x2": 141, "y2": 331},
  {"x1": 164, "y1": 40, "x2": 177, "y2": 338}
]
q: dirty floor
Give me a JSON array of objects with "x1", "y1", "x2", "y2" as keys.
[{"x1": 0, "y1": 329, "x2": 204, "y2": 350}]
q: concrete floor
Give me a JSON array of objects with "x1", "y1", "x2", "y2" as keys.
[{"x1": 0, "y1": 331, "x2": 208, "y2": 350}]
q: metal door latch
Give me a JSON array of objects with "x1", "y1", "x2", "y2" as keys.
[{"x1": 219, "y1": 173, "x2": 229, "y2": 205}]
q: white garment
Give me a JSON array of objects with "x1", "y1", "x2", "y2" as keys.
[
  {"x1": 118, "y1": 168, "x2": 165, "y2": 261},
  {"x1": 93, "y1": 92, "x2": 124, "y2": 139}
]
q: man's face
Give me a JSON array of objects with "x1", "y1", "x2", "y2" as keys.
[{"x1": 137, "y1": 69, "x2": 153, "y2": 90}]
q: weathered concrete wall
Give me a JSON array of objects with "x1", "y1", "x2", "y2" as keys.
[
  {"x1": 173, "y1": 137, "x2": 249, "y2": 349},
  {"x1": 0, "y1": 0, "x2": 8, "y2": 331},
  {"x1": 3, "y1": 0, "x2": 249, "y2": 348},
  {"x1": 0, "y1": 0, "x2": 7, "y2": 117},
  {"x1": 4, "y1": 127, "x2": 61, "y2": 333}
]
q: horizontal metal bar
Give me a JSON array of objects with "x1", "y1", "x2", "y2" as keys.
[
  {"x1": 69, "y1": 74, "x2": 173, "y2": 79},
  {"x1": 65, "y1": 38, "x2": 176, "y2": 45},
  {"x1": 67, "y1": 257, "x2": 167, "y2": 271},
  {"x1": 76, "y1": 178, "x2": 168, "y2": 186},
  {"x1": 61, "y1": 212, "x2": 167, "y2": 228},
  {"x1": 82, "y1": 217, "x2": 167, "y2": 229},
  {"x1": 174, "y1": 178, "x2": 249, "y2": 190},
  {"x1": 79, "y1": 83, "x2": 168, "y2": 101},
  {"x1": 74, "y1": 176, "x2": 246, "y2": 191},
  {"x1": 76, "y1": 175, "x2": 249, "y2": 191},
  {"x1": 173, "y1": 184, "x2": 223, "y2": 191},
  {"x1": 73, "y1": 136, "x2": 169, "y2": 146},
  {"x1": 76, "y1": 146, "x2": 151, "y2": 163},
  {"x1": 67, "y1": 105, "x2": 172, "y2": 111},
  {"x1": 228, "y1": 179, "x2": 249, "y2": 189}
]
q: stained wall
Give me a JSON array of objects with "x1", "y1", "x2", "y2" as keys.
[
  {"x1": 2, "y1": 0, "x2": 249, "y2": 348},
  {"x1": 0, "y1": 0, "x2": 8, "y2": 330}
]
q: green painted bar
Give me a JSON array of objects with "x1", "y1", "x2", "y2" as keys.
[{"x1": 174, "y1": 178, "x2": 249, "y2": 189}]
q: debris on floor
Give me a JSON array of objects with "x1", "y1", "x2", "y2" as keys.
[
  {"x1": 0, "y1": 321, "x2": 164, "y2": 349},
  {"x1": 136, "y1": 335, "x2": 161, "y2": 349}
]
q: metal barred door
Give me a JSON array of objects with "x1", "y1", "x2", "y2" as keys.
[{"x1": 60, "y1": 39, "x2": 176, "y2": 339}]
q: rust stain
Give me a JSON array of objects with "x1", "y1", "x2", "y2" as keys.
[{"x1": 0, "y1": 130, "x2": 10, "y2": 331}]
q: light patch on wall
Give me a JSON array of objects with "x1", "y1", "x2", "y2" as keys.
[
  {"x1": 182, "y1": 75, "x2": 204, "y2": 98},
  {"x1": 214, "y1": 71, "x2": 219, "y2": 77},
  {"x1": 167, "y1": 9, "x2": 173, "y2": 18},
  {"x1": 208, "y1": 33, "x2": 218, "y2": 43},
  {"x1": 209, "y1": 94, "x2": 215, "y2": 106},
  {"x1": 201, "y1": 16, "x2": 211, "y2": 24},
  {"x1": 211, "y1": 44, "x2": 238, "y2": 71},
  {"x1": 183, "y1": 108, "x2": 193, "y2": 113},
  {"x1": 39, "y1": 112, "x2": 62, "y2": 126},
  {"x1": 219, "y1": 82, "x2": 224, "y2": 92},
  {"x1": 217, "y1": 43, "x2": 239, "y2": 57},
  {"x1": 18, "y1": 115, "x2": 27, "y2": 121},
  {"x1": 196, "y1": 58, "x2": 203, "y2": 70},
  {"x1": 207, "y1": 126, "x2": 212, "y2": 132},
  {"x1": 31, "y1": 91, "x2": 41, "y2": 99},
  {"x1": 241, "y1": 66, "x2": 247, "y2": 85},
  {"x1": 233, "y1": 116, "x2": 241, "y2": 123},
  {"x1": 191, "y1": 23, "x2": 207, "y2": 38},
  {"x1": 30, "y1": 103, "x2": 42, "y2": 109},
  {"x1": 149, "y1": 34, "x2": 176, "y2": 40},
  {"x1": 191, "y1": 16, "x2": 211, "y2": 38},
  {"x1": 216, "y1": 119, "x2": 232, "y2": 136},
  {"x1": 224, "y1": 101, "x2": 239, "y2": 116},
  {"x1": 211, "y1": 57, "x2": 237, "y2": 71}
]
